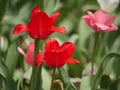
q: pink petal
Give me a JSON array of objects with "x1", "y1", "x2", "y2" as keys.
[
  {"x1": 26, "y1": 42, "x2": 34, "y2": 66},
  {"x1": 105, "y1": 16, "x2": 116, "y2": 25},
  {"x1": 45, "y1": 39, "x2": 59, "y2": 51},
  {"x1": 50, "y1": 12, "x2": 60, "y2": 25},
  {"x1": 82, "y1": 15, "x2": 91, "y2": 27},
  {"x1": 13, "y1": 24, "x2": 28, "y2": 34},
  {"x1": 109, "y1": 24, "x2": 118, "y2": 31},
  {"x1": 51, "y1": 26, "x2": 66, "y2": 33},
  {"x1": 17, "y1": 47, "x2": 27, "y2": 59},
  {"x1": 94, "y1": 10, "x2": 110, "y2": 24},
  {"x1": 93, "y1": 23, "x2": 109, "y2": 32},
  {"x1": 31, "y1": 6, "x2": 41, "y2": 18},
  {"x1": 87, "y1": 11, "x2": 96, "y2": 23},
  {"x1": 66, "y1": 58, "x2": 80, "y2": 64}
]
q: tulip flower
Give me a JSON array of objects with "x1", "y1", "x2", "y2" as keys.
[
  {"x1": 13, "y1": 6, "x2": 66, "y2": 39},
  {"x1": 97, "y1": 0, "x2": 119, "y2": 12},
  {"x1": 42, "y1": 39, "x2": 79, "y2": 68},
  {"x1": 18, "y1": 42, "x2": 42, "y2": 67},
  {"x1": 82, "y1": 10, "x2": 118, "y2": 32}
]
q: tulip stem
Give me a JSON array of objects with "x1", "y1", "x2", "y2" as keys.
[
  {"x1": 30, "y1": 39, "x2": 43, "y2": 90},
  {"x1": 50, "y1": 68, "x2": 56, "y2": 90},
  {"x1": 91, "y1": 32, "x2": 99, "y2": 90}
]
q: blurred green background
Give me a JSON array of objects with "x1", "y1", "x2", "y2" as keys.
[{"x1": 0, "y1": 0, "x2": 120, "y2": 90}]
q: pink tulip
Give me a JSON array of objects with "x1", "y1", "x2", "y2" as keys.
[
  {"x1": 82, "y1": 10, "x2": 118, "y2": 32},
  {"x1": 18, "y1": 42, "x2": 42, "y2": 67}
]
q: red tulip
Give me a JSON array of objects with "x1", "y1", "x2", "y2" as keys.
[
  {"x1": 18, "y1": 42, "x2": 42, "y2": 67},
  {"x1": 42, "y1": 39, "x2": 79, "y2": 68},
  {"x1": 82, "y1": 10, "x2": 118, "y2": 32},
  {"x1": 13, "y1": 6, "x2": 66, "y2": 39}
]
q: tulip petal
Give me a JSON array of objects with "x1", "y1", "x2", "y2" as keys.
[
  {"x1": 60, "y1": 42, "x2": 75, "y2": 60},
  {"x1": 51, "y1": 26, "x2": 66, "y2": 33},
  {"x1": 44, "y1": 51, "x2": 65, "y2": 68},
  {"x1": 28, "y1": 12, "x2": 52, "y2": 39},
  {"x1": 109, "y1": 24, "x2": 118, "y2": 30},
  {"x1": 93, "y1": 23, "x2": 109, "y2": 32},
  {"x1": 45, "y1": 39, "x2": 59, "y2": 51},
  {"x1": 105, "y1": 16, "x2": 116, "y2": 25},
  {"x1": 82, "y1": 15, "x2": 91, "y2": 27},
  {"x1": 13, "y1": 24, "x2": 28, "y2": 34},
  {"x1": 17, "y1": 47, "x2": 27, "y2": 59},
  {"x1": 94, "y1": 10, "x2": 110, "y2": 24},
  {"x1": 50, "y1": 12, "x2": 60, "y2": 25},
  {"x1": 87, "y1": 11, "x2": 96, "y2": 23},
  {"x1": 26, "y1": 42, "x2": 34, "y2": 66},
  {"x1": 35, "y1": 52, "x2": 43, "y2": 67},
  {"x1": 31, "y1": 6, "x2": 41, "y2": 18},
  {"x1": 66, "y1": 58, "x2": 80, "y2": 64}
]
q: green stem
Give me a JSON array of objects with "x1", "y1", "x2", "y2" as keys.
[
  {"x1": 91, "y1": 33, "x2": 99, "y2": 90},
  {"x1": 29, "y1": 39, "x2": 43, "y2": 90},
  {"x1": 50, "y1": 68, "x2": 56, "y2": 90}
]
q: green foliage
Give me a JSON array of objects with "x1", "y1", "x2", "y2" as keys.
[
  {"x1": 0, "y1": 0, "x2": 120, "y2": 90},
  {"x1": 0, "y1": 58, "x2": 17, "y2": 90}
]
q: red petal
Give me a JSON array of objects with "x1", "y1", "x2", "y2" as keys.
[
  {"x1": 51, "y1": 26, "x2": 66, "y2": 33},
  {"x1": 13, "y1": 24, "x2": 27, "y2": 34},
  {"x1": 28, "y1": 12, "x2": 52, "y2": 39},
  {"x1": 66, "y1": 58, "x2": 80, "y2": 64},
  {"x1": 60, "y1": 42, "x2": 75, "y2": 60},
  {"x1": 35, "y1": 52, "x2": 43, "y2": 67},
  {"x1": 45, "y1": 39, "x2": 59, "y2": 51},
  {"x1": 44, "y1": 50, "x2": 65, "y2": 68},
  {"x1": 31, "y1": 6, "x2": 41, "y2": 18},
  {"x1": 50, "y1": 12, "x2": 60, "y2": 25}
]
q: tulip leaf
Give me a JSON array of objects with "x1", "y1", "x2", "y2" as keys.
[
  {"x1": 6, "y1": 43, "x2": 19, "y2": 76},
  {"x1": 78, "y1": 19, "x2": 93, "y2": 51},
  {"x1": 80, "y1": 76, "x2": 91, "y2": 90},
  {"x1": 58, "y1": 68, "x2": 77, "y2": 90},
  {"x1": 0, "y1": 58, "x2": 17, "y2": 90},
  {"x1": 44, "y1": 0, "x2": 56, "y2": 14},
  {"x1": 0, "y1": 0, "x2": 7, "y2": 21},
  {"x1": 93, "y1": 53, "x2": 120, "y2": 90},
  {"x1": 23, "y1": 67, "x2": 51, "y2": 90}
]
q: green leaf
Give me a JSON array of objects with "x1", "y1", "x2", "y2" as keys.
[
  {"x1": 0, "y1": 0, "x2": 7, "y2": 21},
  {"x1": 93, "y1": 53, "x2": 120, "y2": 90},
  {"x1": 80, "y1": 76, "x2": 91, "y2": 90},
  {"x1": 23, "y1": 67, "x2": 51, "y2": 90},
  {"x1": 6, "y1": 43, "x2": 19, "y2": 76},
  {"x1": 44, "y1": 0, "x2": 56, "y2": 14},
  {"x1": 78, "y1": 19, "x2": 93, "y2": 51},
  {"x1": 0, "y1": 58, "x2": 17, "y2": 90},
  {"x1": 58, "y1": 68, "x2": 77, "y2": 90},
  {"x1": 100, "y1": 75, "x2": 111, "y2": 89}
]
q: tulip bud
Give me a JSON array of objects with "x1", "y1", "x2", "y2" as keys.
[{"x1": 97, "y1": 0, "x2": 120, "y2": 12}]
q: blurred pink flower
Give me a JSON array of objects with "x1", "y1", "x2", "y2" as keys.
[
  {"x1": 18, "y1": 42, "x2": 42, "y2": 67},
  {"x1": 82, "y1": 10, "x2": 118, "y2": 32}
]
